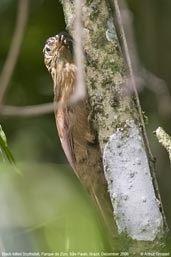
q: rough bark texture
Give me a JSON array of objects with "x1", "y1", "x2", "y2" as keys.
[{"x1": 59, "y1": 0, "x2": 167, "y2": 253}]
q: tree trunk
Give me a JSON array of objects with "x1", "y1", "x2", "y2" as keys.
[{"x1": 60, "y1": 0, "x2": 168, "y2": 253}]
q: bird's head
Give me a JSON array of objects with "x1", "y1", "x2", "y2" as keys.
[{"x1": 43, "y1": 32, "x2": 73, "y2": 73}]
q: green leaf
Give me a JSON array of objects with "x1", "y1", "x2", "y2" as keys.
[
  {"x1": 0, "y1": 125, "x2": 16, "y2": 164},
  {"x1": 0, "y1": 125, "x2": 22, "y2": 175}
]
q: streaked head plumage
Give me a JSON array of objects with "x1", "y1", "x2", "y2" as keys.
[{"x1": 43, "y1": 32, "x2": 73, "y2": 72}]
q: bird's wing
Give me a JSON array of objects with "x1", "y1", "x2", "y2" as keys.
[{"x1": 55, "y1": 107, "x2": 76, "y2": 172}]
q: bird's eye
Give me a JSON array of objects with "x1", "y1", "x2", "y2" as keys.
[{"x1": 46, "y1": 46, "x2": 51, "y2": 52}]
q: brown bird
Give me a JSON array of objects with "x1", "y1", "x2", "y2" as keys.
[{"x1": 43, "y1": 32, "x2": 115, "y2": 241}]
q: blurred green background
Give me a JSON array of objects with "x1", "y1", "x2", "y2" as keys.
[{"x1": 0, "y1": 0, "x2": 171, "y2": 253}]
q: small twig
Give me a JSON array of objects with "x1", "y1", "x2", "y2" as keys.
[
  {"x1": 154, "y1": 127, "x2": 171, "y2": 163},
  {"x1": 0, "y1": 0, "x2": 29, "y2": 104},
  {"x1": 71, "y1": 0, "x2": 86, "y2": 103},
  {"x1": 0, "y1": 103, "x2": 54, "y2": 117}
]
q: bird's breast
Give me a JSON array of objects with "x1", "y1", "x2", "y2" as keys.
[{"x1": 54, "y1": 62, "x2": 77, "y2": 105}]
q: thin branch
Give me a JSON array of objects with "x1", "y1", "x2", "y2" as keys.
[
  {"x1": 0, "y1": 0, "x2": 29, "y2": 104},
  {"x1": 154, "y1": 127, "x2": 171, "y2": 164},
  {"x1": 111, "y1": 0, "x2": 154, "y2": 160},
  {"x1": 71, "y1": 0, "x2": 86, "y2": 103},
  {"x1": 111, "y1": 0, "x2": 171, "y2": 116},
  {"x1": 0, "y1": 103, "x2": 54, "y2": 117}
]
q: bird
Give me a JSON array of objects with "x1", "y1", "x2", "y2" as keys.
[{"x1": 43, "y1": 31, "x2": 116, "y2": 242}]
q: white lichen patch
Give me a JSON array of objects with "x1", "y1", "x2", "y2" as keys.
[
  {"x1": 103, "y1": 120, "x2": 163, "y2": 241},
  {"x1": 106, "y1": 18, "x2": 118, "y2": 43}
]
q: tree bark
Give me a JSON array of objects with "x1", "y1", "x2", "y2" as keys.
[{"x1": 60, "y1": 0, "x2": 168, "y2": 253}]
